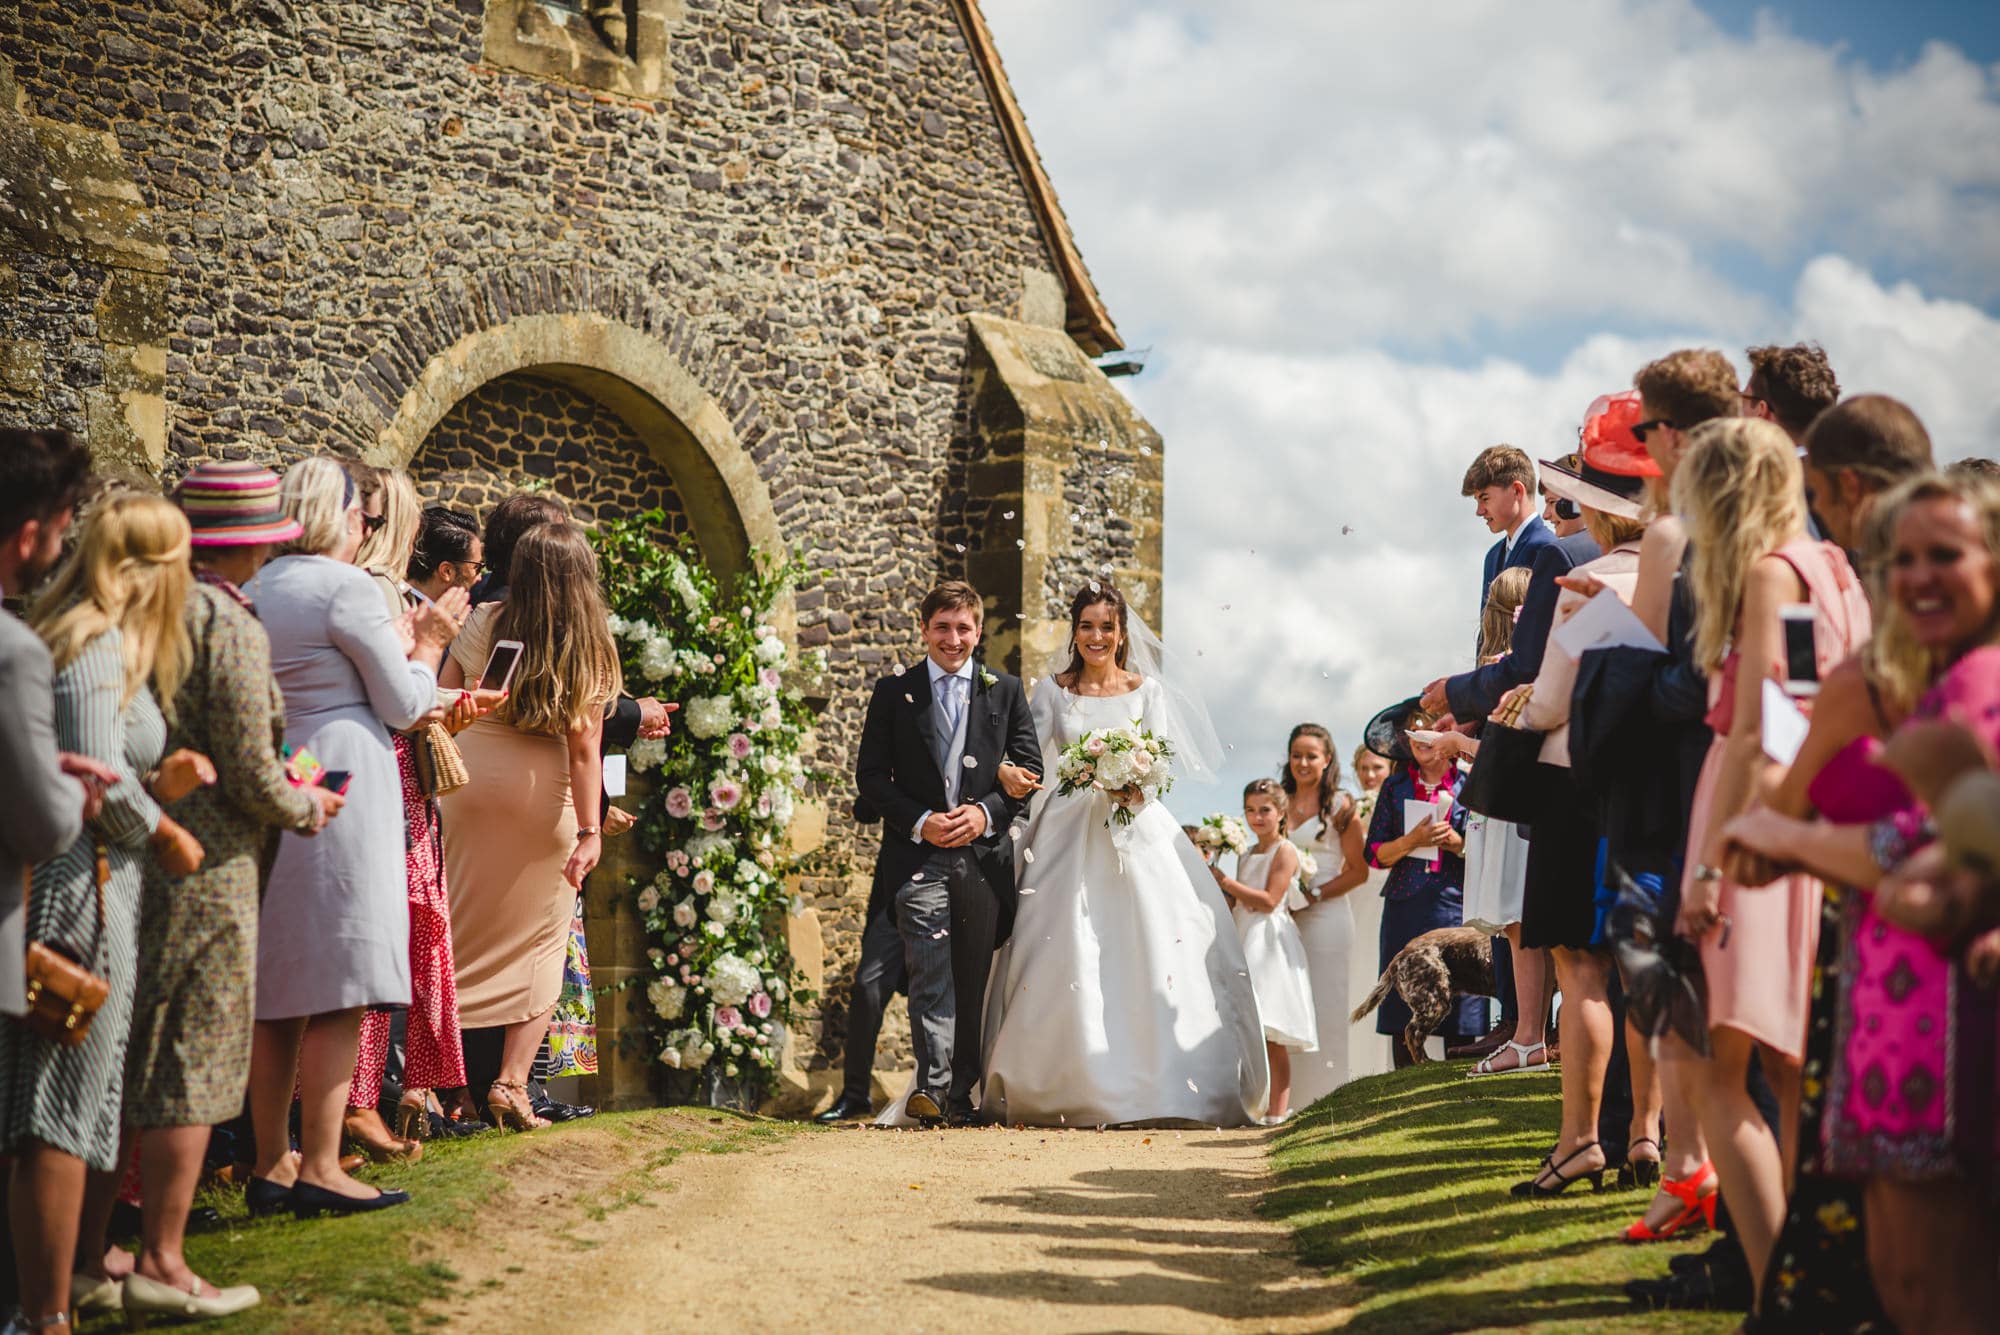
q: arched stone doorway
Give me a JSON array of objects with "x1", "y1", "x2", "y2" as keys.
[{"x1": 372, "y1": 311, "x2": 792, "y2": 1111}]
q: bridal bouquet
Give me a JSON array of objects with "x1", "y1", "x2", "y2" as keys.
[
  {"x1": 1191, "y1": 813, "x2": 1251, "y2": 858},
  {"x1": 1055, "y1": 722, "x2": 1176, "y2": 826}
]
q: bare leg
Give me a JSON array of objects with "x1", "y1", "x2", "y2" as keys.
[
  {"x1": 136, "y1": 1125, "x2": 219, "y2": 1294},
  {"x1": 1623, "y1": 1013, "x2": 1664, "y2": 1165},
  {"x1": 497, "y1": 1007, "x2": 555, "y2": 1087},
  {"x1": 1768, "y1": 1049, "x2": 1803, "y2": 1191},
  {"x1": 1508, "y1": 926, "x2": 1551, "y2": 1050},
  {"x1": 249, "y1": 1016, "x2": 307, "y2": 1183},
  {"x1": 8, "y1": 1141, "x2": 87, "y2": 1323},
  {"x1": 1266, "y1": 1042, "x2": 1291, "y2": 1119},
  {"x1": 1866, "y1": 1178, "x2": 2000, "y2": 1335},
  {"x1": 296, "y1": 1008, "x2": 377, "y2": 1199},
  {"x1": 1686, "y1": 1026, "x2": 1790, "y2": 1306},
  {"x1": 1534, "y1": 948, "x2": 1611, "y2": 1188},
  {"x1": 1634, "y1": 1030, "x2": 1715, "y2": 1233},
  {"x1": 75, "y1": 1142, "x2": 131, "y2": 1284}
]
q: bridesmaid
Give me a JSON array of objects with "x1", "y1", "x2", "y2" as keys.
[
  {"x1": 1280, "y1": 724, "x2": 1362, "y2": 1105},
  {"x1": 1341, "y1": 743, "x2": 1395, "y2": 1078}
]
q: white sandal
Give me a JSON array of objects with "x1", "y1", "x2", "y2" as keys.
[{"x1": 1468, "y1": 1040, "x2": 1550, "y2": 1077}]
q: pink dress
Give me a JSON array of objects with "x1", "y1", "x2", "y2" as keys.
[
  {"x1": 1681, "y1": 538, "x2": 1871, "y2": 1058},
  {"x1": 1824, "y1": 646, "x2": 2000, "y2": 1189}
]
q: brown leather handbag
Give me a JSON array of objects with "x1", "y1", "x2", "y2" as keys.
[{"x1": 20, "y1": 845, "x2": 111, "y2": 1048}]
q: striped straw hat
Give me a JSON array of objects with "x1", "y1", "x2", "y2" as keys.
[{"x1": 175, "y1": 460, "x2": 303, "y2": 546}]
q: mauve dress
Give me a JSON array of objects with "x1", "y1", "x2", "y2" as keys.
[
  {"x1": 247, "y1": 555, "x2": 437, "y2": 1018},
  {"x1": 1825, "y1": 645, "x2": 2000, "y2": 1194}
]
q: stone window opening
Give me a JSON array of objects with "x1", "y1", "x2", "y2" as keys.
[{"x1": 482, "y1": 0, "x2": 673, "y2": 101}]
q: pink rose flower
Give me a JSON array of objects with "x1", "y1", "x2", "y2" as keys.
[
  {"x1": 714, "y1": 1005, "x2": 742, "y2": 1030},
  {"x1": 728, "y1": 733, "x2": 754, "y2": 760},
  {"x1": 756, "y1": 792, "x2": 773, "y2": 817},
  {"x1": 1085, "y1": 737, "x2": 1108, "y2": 757},
  {"x1": 693, "y1": 870, "x2": 715, "y2": 895},
  {"x1": 760, "y1": 667, "x2": 783, "y2": 689},
  {"x1": 748, "y1": 991, "x2": 773, "y2": 1018},
  {"x1": 701, "y1": 808, "x2": 725, "y2": 831},
  {"x1": 664, "y1": 787, "x2": 695, "y2": 819},
  {"x1": 710, "y1": 777, "x2": 744, "y2": 811}
]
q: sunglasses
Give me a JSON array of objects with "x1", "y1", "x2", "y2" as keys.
[
  {"x1": 360, "y1": 512, "x2": 388, "y2": 535},
  {"x1": 1629, "y1": 418, "x2": 1678, "y2": 443},
  {"x1": 451, "y1": 559, "x2": 488, "y2": 576}
]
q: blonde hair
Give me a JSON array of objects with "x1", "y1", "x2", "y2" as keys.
[
  {"x1": 1863, "y1": 471, "x2": 2000, "y2": 711},
  {"x1": 280, "y1": 456, "x2": 356, "y2": 557},
  {"x1": 490, "y1": 522, "x2": 623, "y2": 735},
  {"x1": 1585, "y1": 507, "x2": 1648, "y2": 550},
  {"x1": 32, "y1": 491, "x2": 193, "y2": 712},
  {"x1": 355, "y1": 466, "x2": 420, "y2": 580},
  {"x1": 1478, "y1": 566, "x2": 1533, "y2": 662},
  {"x1": 1671, "y1": 418, "x2": 1808, "y2": 673}
]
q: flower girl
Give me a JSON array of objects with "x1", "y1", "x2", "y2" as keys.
[{"x1": 1209, "y1": 779, "x2": 1318, "y2": 1120}]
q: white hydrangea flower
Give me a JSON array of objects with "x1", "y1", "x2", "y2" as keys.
[
  {"x1": 646, "y1": 979, "x2": 687, "y2": 1020},
  {"x1": 754, "y1": 634, "x2": 786, "y2": 665},
  {"x1": 638, "y1": 636, "x2": 677, "y2": 680},
  {"x1": 705, "y1": 895, "x2": 741, "y2": 926},
  {"x1": 705, "y1": 952, "x2": 761, "y2": 1006},
  {"x1": 669, "y1": 565, "x2": 702, "y2": 613},
  {"x1": 627, "y1": 737, "x2": 668, "y2": 772},
  {"x1": 686, "y1": 695, "x2": 735, "y2": 739},
  {"x1": 735, "y1": 858, "x2": 763, "y2": 886}
]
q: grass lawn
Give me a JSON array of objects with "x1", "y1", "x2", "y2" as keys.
[
  {"x1": 84, "y1": 1108, "x2": 804, "y2": 1335},
  {"x1": 1264, "y1": 1063, "x2": 1736, "y2": 1334}
]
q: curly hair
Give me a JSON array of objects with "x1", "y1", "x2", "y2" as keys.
[
  {"x1": 1634, "y1": 349, "x2": 1740, "y2": 429},
  {"x1": 1746, "y1": 343, "x2": 1840, "y2": 437}
]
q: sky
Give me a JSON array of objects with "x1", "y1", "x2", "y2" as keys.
[{"x1": 980, "y1": 0, "x2": 2000, "y2": 820}]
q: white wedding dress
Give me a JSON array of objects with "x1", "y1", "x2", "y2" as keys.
[{"x1": 979, "y1": 679, "x2": 1270, "y2": 1128}]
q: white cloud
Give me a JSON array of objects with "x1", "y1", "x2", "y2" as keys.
[{"x1": 977, "y1": 2, "x2": 2000, "y2": 816}]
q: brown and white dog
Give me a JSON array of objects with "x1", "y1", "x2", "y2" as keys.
[{"x1": 1350, "y1": 926, "x2": 1495, "y2": 1064}]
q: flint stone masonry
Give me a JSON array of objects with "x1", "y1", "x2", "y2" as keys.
[{"x1": 0, "y1": 0, "x2": 1162, "y2": 1112}]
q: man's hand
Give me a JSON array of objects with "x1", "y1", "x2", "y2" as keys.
[
  {"x1": 955, "y1": 802, "x2": 989, "y2": 841},
  {"x1": 922, "y1": 806, "x2": 987, "y2": 848},
  {"x1": 636, "y1": 697, "x2": 678, "y2": 739},
  {"x1": 1419, "y1": 676, "x2": 1451, "y2": 716},
  {"x1": 150, "y1": 749, "x2": 217, "y2": 804}
]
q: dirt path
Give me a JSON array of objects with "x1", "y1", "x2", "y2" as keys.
[{"x1": 431, "y1": 1119, "x2": 1351, "y2": 1333}]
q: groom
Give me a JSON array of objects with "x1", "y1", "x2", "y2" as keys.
[{"x1": 854, "y1": 580, "x2": 1042, "y2": 1126}]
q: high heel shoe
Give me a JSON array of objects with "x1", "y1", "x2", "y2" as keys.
[
  {"x1": 1618, "y1": 1137, "x2": 1663, "y2": 1191},
  {"x1": 486, "y1": 1080, "x2": 550, "y2": 1132},
  {"x1": 122, "y1": 1272, "x2": 260, "y2": 1327},
  {"x1": 1511, "y1": 1142, "x2": 1606, "y2": 1197},
  {"x1": 394, "y1": 1094, "x2": 430, "y2": 1143},
  {"x1": 1622, "y1": 1160, "x2": 1718, "y2": 1242},
  {"x1": 342, "y1": 1106, "x2": 423, "y2": 1163}
]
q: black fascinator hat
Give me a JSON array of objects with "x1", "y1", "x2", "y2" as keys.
[{"x1": 1363, "y1": 695, "x2": 1425, "y2": 766}]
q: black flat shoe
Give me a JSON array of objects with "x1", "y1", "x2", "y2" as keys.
[
  {"x1": 244, "y1": 1176, "x2": 295, "y2": 1218},
  {"x1": 290, "y1": 1181, "x2": 411, "y2": 1219},
  {"x1": 531, "y1": 1094, "x2": 596, "y2": 1124},
  {"x1": 814, "y1": 1094, "x2": 874, "y2": 1124}
]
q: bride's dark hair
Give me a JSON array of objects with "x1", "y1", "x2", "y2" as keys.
[{"x1": 1053, "y1": 582, "x2": 1130, "y2": 688}]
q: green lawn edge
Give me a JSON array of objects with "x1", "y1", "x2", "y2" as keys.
[
  {"x1": 95, "y1": 1108, "x2": 807, "y2": 1335},
  {"x1": 1263, "y1": 1063, "x2": 1736, "y2": 1334}
]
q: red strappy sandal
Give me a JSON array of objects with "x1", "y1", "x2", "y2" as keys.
[{"x1": 1621, "y1": 1159, "x2": 1717, "y2": 1243}]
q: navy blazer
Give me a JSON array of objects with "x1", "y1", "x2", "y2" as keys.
[
  {"x1": 1447, "y1": 530, "x2": 1602, "y2": 722},
  {"x1": 1480, "y1": 515, "x2": 1556, "y2": 608}
]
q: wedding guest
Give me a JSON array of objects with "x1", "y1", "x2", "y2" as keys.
[
  {"x1": 0, "y1": 429, "x2": 101, "y2": 1023},
  {"x1": 440, "y1": 522, "x2": 619, "y2": 1131},
  {"x1": 1800, "y1": 394, "x2": 1933, "y2": 554},
  {"x1": 469, "y1": 492, "x2": 569, "y2": 606},
  {"x1": 1717, "y1": 470, "x2": 2000, "y2": 1332},
  {"x1": 1506, "y1": 457, "x2": 1649, "y2": 1194},
  {"x1": 1743, "y1": 343, "x2": 1839, "y2": 445},
  {"x1": 1539, "y1": 453, "x2": 1590, "y2": 538},
  {"x1": 121, "y1": 463, "x2": 343, "y2": 1323},
  {"x1": 1422, "y1": 444, "x2": 1553, "y2": 1058},
  {"x1": 1672, "y1": 419, "x2": 1872, "y2": 1307},
  {"x1": 1281, "y1": 725, "x2": 1362, "y2": 1104},
  {"x1": 1341, "y1": 744, "x2": 1396, "y2": 1079},
  {"x1": 352, "y1": 464, "x2": 421, "y2": 621},
  {"x1": 408, "y1": 506, "x2": 485, "y2": 601},
  {"x1": 1364, "y1": 715, "x2": 1474, "y2": 1066},
  {"x1": 1453, "y1": 567, "x2": 1546, "y2": 1079},
  {"x1": 4, "y1": 493, "x2": 206, "y2": 1329},
  {"x1": 1948, "y1": 455, "x2": 2000, "y2": 480},
  {"x1": 242, "y1": 457, "x2": 465, "y2": 1219},
  {"x1": 1211, "y1": 780, "x2": 1317, "y2": 1121}
]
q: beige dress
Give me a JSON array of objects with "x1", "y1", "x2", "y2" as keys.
[{"x1": 441, "y1": 606, "x2": 578, "y2": 1028}]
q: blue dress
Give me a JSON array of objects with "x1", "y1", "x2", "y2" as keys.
[{"x1": 1365, "y1": 765, "x2": 1483, "y2": 1042}]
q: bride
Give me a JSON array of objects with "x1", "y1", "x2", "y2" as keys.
[{"x1": 978, "y1": 583, "x2": 1270, "y2": 1127}]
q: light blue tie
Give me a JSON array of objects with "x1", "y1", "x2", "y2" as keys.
[{"x1": 940, "y1": 675, "x2": 963, "y2": 738}]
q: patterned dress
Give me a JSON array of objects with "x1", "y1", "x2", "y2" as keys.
[
  {"x1": 0, "y1": 630, "x2": 164, "y2": 1170},
  {"x1": 126, "y1": 579, "x2": 319, "y2": 1127}
]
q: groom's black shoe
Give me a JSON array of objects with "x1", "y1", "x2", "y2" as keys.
[
  {"x1": 945, "y1": 1100, "x2": 981, "y2": 1129},
  {"x1": 814, "y1": 1094, "x2": 874, "y2": 1124},
  {"x1": 906, "y1": 1090, "x2": 944, "y2": 1128}
]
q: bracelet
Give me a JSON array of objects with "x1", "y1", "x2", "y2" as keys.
[{"x1": 576, "y1": 827, "x2": 602, "y2": 839}]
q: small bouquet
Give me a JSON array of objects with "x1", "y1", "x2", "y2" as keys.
[
  {"x1": 1291, "y1": 841, "x2": 1320, "y2": 891},
  {"x1": 1191, "y1": 813, "x2": 1251, "y2": 859},
  {"x1": 1055, "y1": 722, "x2": 1176, "y2": 827}
]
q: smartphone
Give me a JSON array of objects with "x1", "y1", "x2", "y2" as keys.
[
  {"x1": 1780, "y1": 605, "x2": 1819, "y2": 697},
  {"x1": 318, "y1": 769, "x2": 353, "y2": 795},
  {"x1": 480, "y1": 638, "x2": 525, "y2": 693}
]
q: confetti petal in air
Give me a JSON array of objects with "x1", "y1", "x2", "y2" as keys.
[
  {"x1": 1003, "y1": 510, "x2": 1016, "y2": 520},
  {"x1": 1015, "y1": 539, "x2": 1026, "y2": 550},
  {"x1": 1023, "y1": 848, "x2": 1034, "y2": 863},
  {"x1": 1186, "y1": 1079, "x2": 1199, "y2": 1093},
  {"x1": 1019, "y1": 886, "x2": 1036, "y2": 894},
  {"x1": 962, "y1": 755, "x2": 978, "y2": 768},
  {"x1": 954, "y1": 543, "x2": 966, "y2": 553}
]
